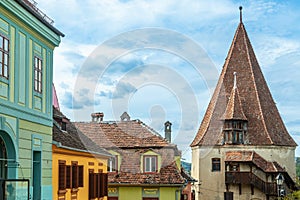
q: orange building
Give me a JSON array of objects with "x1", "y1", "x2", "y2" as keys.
[{"x1": 52, "y1": 107, "x2": 112, "y2": 200}]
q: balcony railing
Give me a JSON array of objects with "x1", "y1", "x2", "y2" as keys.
[
  {"x1": 225, "y1": 172, "x2": 277, "y2": 196},
  {"x1": 22, "y1": 0, "x2": 55, "y2": 25}
]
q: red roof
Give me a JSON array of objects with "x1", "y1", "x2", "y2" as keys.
[
  {"x1": 74, "y1": 120, "x2": 175, "y2": 149},
  {"x1": 191, "y1": 20, "x2": 297, "y2": 147},
  {"x1": 225, "y1": 151, "x2": 285, "y2": 173},
  {"x1": 74, "y1": 119, "x2": 184, "y2": 185}
]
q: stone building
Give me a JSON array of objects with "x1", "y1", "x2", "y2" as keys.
[{"x1": 191, "y1": 7, "x2": 297, "y2": 200}]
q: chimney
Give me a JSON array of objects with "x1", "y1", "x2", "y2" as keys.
[
  {"x1": 164, "y1": 121, "x2": 172, "y2": 143},
  {"x1": 91, "y1": 112, "x2": 104, "y2": 122}
]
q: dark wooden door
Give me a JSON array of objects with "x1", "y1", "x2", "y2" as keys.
[{"x1": 108, "y1": 197, "x2": 118, "y2": 200}]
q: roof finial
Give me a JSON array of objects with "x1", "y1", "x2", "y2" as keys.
[
  {"x1": 233, "y1": 72, "x2": 237, "y2": 89},
  {"x1": 239, "y1": 6, "x2": 243, "y2": 23}
]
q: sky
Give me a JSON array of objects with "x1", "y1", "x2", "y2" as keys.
[{"x1": 37, "y1": 0, "x2": 300, "y2": 162}]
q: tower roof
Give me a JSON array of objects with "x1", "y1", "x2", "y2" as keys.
[
  {"x1": 191, "y1": 11, "x2": 297, "y2": 147},
  {"x1": 222, "y1": 78, "x2": 247, "y2": 121}
]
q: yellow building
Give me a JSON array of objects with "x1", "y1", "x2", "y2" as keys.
[{"x1": 52, "y1": 107, "x2": 112, "y2": 200}]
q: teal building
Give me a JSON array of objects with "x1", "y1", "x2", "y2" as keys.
[{"x1": 0, "y1": 0, "x2": 63, "y2": 199}]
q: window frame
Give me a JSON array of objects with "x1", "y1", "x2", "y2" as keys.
[
  {"x1": 34, "y1": 56, "x2": 43, "y2": 93},
  {"x1": 212, "y1": 158, "x2": 221, "y2": 172},
  {"x1": 0, "y1": 35, "x2": 9, "y2": 79},
  {"x1": 144, "y1": 155, "x2": 157, "y2": 173},
  {"x1": 108, "y1": 155, "x2": 118, "y2": 172}
]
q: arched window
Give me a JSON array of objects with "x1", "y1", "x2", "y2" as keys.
[{"x1": 0, "y1": 137, "x2": 7, "y2": 179}]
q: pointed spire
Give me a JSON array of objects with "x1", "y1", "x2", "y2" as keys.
[
  {"x1": 239, "y1": 6, "x2": 243, "y2": 23},
  {"x1": 222, "y1": 72, "x2": 247, "y2": 121}
]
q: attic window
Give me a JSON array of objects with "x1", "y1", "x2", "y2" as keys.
[
  {"x1": 144, "y1": 156, "x2": 157, "y2": 173},
  {"x1": 108, "y1": 156, "x2": 118, "y2": 172},
  {"x1": 61, "y1": 122, "x2": 66, "y2": 131},
  {"x1": 223, "y1": 120, "x2": 247, "y2": 145}
]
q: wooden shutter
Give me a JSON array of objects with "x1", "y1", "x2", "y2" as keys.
[
  {"x1": 66, "y1": 165, "x2": 71, "y2": 188},
  {"x1": 102, "y1": 173, "x2": 108, "y2": 197},
  {"x1": 89, "y1": 173, "x2": 96, "y2": 199},
  {"x1": 72, "y1": 164, "x2": 78, "y2": 188},
  {"x1": 58, "y1": 161, "x2": 66, "y2": 190},
  {"x1": 78, "y1": 166, "x2": 84, "y2": 187},
  {"x1": 96, "y1": 173, "x2": 101, "y2": 198}
]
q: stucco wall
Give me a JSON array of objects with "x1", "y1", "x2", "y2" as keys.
[{"x1": 191, "y1": 145, "x2": 296, "y2": 200}]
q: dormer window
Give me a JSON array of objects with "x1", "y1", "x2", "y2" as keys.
[
  {"x1": 108, "y1": 156, "x2": 118, "y2": 172},
  {"x1": 61, "y1": 122, "x2": 66, "y2": 131},
  {"x1": 144, "y1": 155, "x2": 157, "y2": 173},
  {"x1": 223, "y1": 120, "x2": 247, "y2": 145}
]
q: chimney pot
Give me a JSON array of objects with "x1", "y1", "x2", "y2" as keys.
[
  {"x1": 164, "y1": 121, "x2": 172, "y2": 143},
  {"x1": 91, "y1": 112, "x2": 104, "y2": 122}
]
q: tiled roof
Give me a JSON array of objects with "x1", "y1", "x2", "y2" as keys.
[
  {"x1": 52, "y1": 108, "x2": 111, "y2": 157},
  {"x1": 75, "y1": 118, "x2": 185, "y2": 185},
  {"x1": 191, "y1": 20, "x2": 297, "y2": 147},
  {"x1": 74, "y1": 120, "x2": 177, "y2": 149},
  {"x1": 53, "y1": 106, "x2": 66, "y2": 119},
  {"x1": 225, "y1": 151, "x2": 285, "y2": 173},
  {"x1": 108, "y1": 162, "x2": 184, "y2": 185},
  {"x1": 181, "y1": 168, "x2": 197, "y2": 182}
]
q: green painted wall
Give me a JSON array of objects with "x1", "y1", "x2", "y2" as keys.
[
  {"x1": 112, "y1": 186, "x2": 181, "y2": 200},
  {"x1": 119, "y1": 187, "x2": 142, "y2": 200},
  {"x1": 0, "y1": 0, "x2": 62, "y2": 199},
  {"x1": 160, "y1": 187, "x2": 181, "y2": 200}
]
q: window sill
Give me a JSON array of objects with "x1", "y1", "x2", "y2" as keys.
[
  {"x1": 0, "y1": 76, "x2": 9, "y2": 84},
  {"x1": 33, "y1": 91, "x2": 43, "y2": 97},
  {"x1": 71, "y1": 188, "x2": 79, "y2": 193},
  {"x1": 58, "y1": 189, "x2": 67, "y2": 194}
]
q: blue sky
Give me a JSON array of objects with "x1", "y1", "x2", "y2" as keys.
[{"x1": 37, "y1": 0, "x2": 300, "y2": 161}]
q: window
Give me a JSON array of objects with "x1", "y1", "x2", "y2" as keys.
[
  {"x1": 212, "y1": 158, "x2": 221, "y2": 172},
  {"x1": 66, "y1": 165, "x2": 71, "y2": 188},
  {"x1": 238, "y1": 132, "x2": 243, "y2": 144},
  {"x1": 58, "y1": 161, "x2": 66, "y2": 190},
  {"x1": 89, "y1": 172, "x2": 108, "y2": 199},
  {"x1": 58, "y1": 161, "x2": 83, "y2": 191},
  {"x1": 232, "y1": 131, "x2": 237, "y2": 144},
  {"x1": 108, "y1": 156, "x2": 118, "y2": 172},
  {"x1": 144, "y1": 156, "x2": 157, "y2": 173},
  {"x1": 0, "y1": 35, "x2": 9, "y2": 78},
  {"x1": 78, "y1": 166, "x2": 84, "y2": 187},
  {"x1": 34, "y1": 57, "x2": 42, "y2": 93},
  {"x1": 223, "y1": 120, "x2": 246, "y2": 144},
  {"x1": 72, "y1": 162, "x2": 78, "y2": 188}
]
